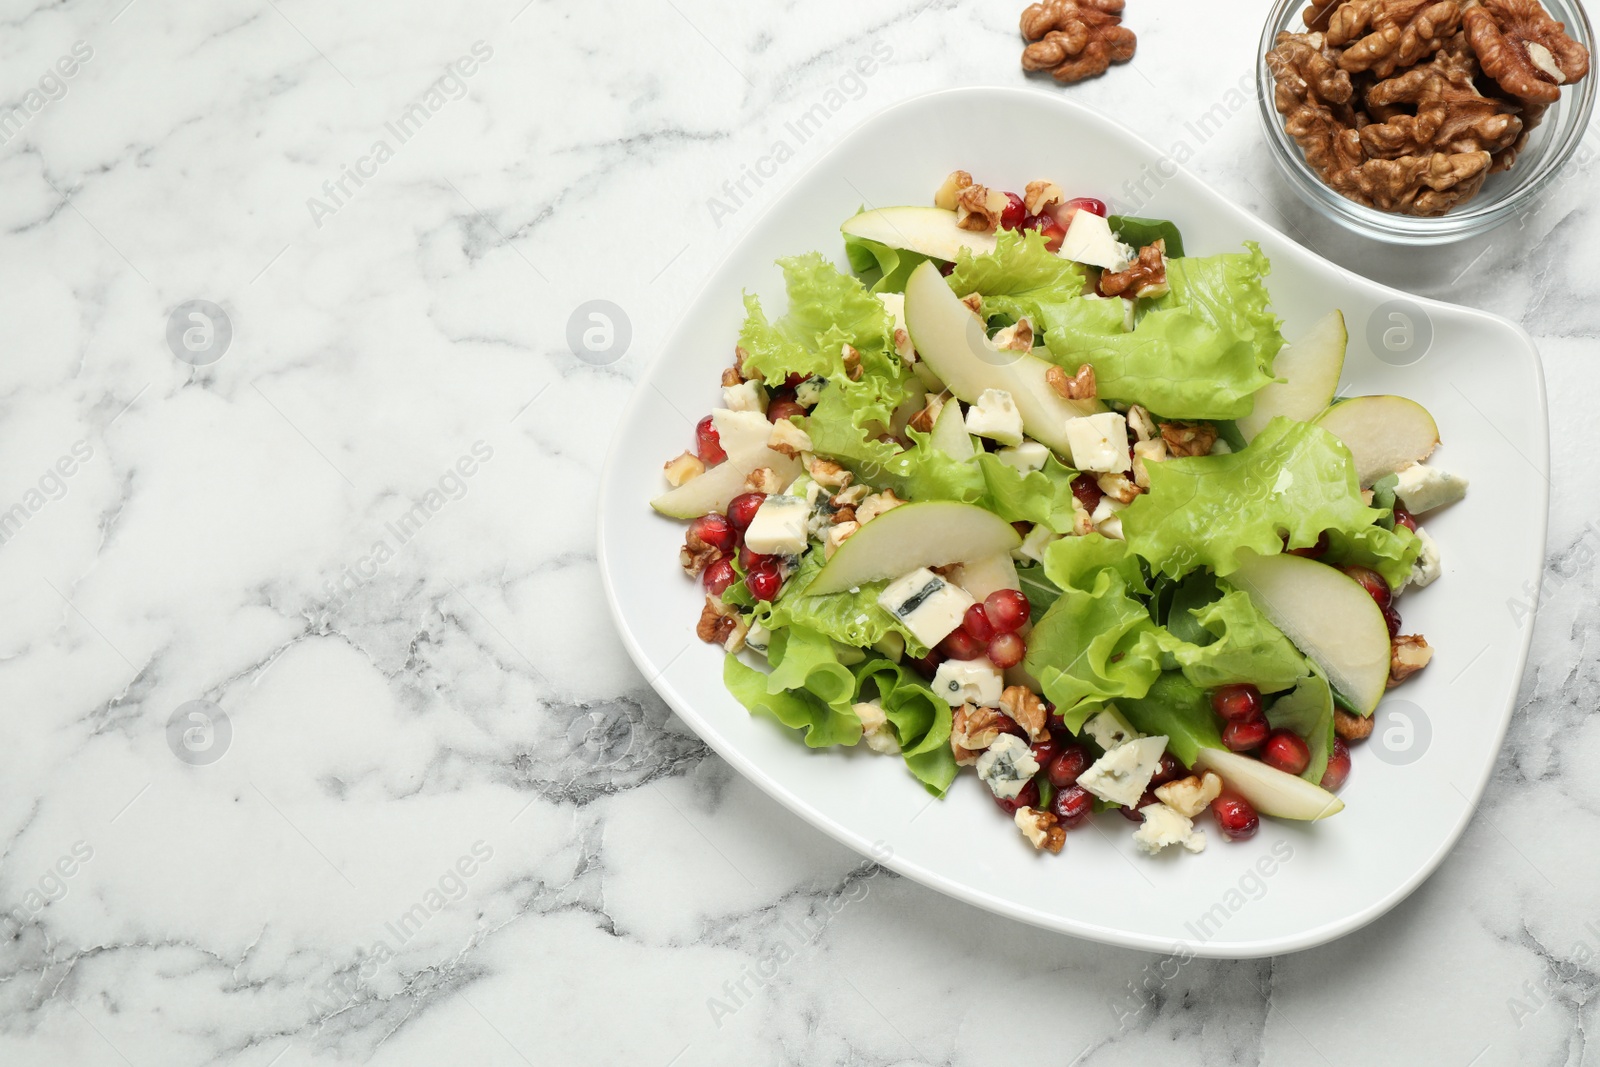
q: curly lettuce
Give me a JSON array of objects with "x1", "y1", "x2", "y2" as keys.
[
  {"x1": 976, "y1": 452, "x2": 1083, "y2": 534},
  {"x1": 1038, "y1": 243, "x2": 1283, "y2": 419},
  {"x1": 764, "y1": 551, "x2": 927, "y2": 656},
  {"x1": 945, "y1": 228, "x2": 1086, "y2": 325},
  {"x1": 1120, "y1": 416, "x2": 1393, "y2": 580},
  {"x1": 855, "y1": 659, "x2": 959, "y2": 795},
  {"x1": 1153, "y1": 587, "x2": 1310, "y2": 694}
]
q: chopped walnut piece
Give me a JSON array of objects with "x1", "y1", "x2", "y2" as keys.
[
  {"x1": 1126, "y1": 404, "x2": 1158, "y2": 442},
  {"x1": 1131, "y1": 438, "x2": 1166, "y2": 488},
  {"x1": 830, "y1": 505, "x2": 857, "y2": 526},
  {"x1": 840, "y1": 343, "x2": 864, "y2": 382},
  {"x1": 1024, "y1": 180, "x2": 1064, "y2": 215},
  {"x1": 892, "y1": 327, "x2": 916, "y2": 363},
  {"x1": 1096, "y1": 471, "x2": 1142, "y2": 504},
  {"x1": 956, "y1": 184, "x2": 1009, "y2": 232},
  {"x1": 934, "y1": 170, "x2": 974, "y2": 211},
  {"x1": 742, "y1": 466, "x2": 783, "y2": 494},
  {"x1": 663, "y1": 451, "x2": 705, "y2": 487},
  {"x1": 680, "y1": 524, "x2": 721, "y2": 576},
  {"x1": 952, "y1": 703, "x2": 1009, "y2": 764},
  {"x1": 908, "y1": 392, "x2": 947, "y2": 434},
  {"x1": 1098, "y1": 239, "x2": 1170, "y2": 299},
  {"x1": 1020, "y1": 0, "x2": 1137, "y2": 84},
  {"x1": 1360, "y1": 53, "x2": 1524, "y2": 158},
  {"x1": 806, "y1": 456, "x2": 853, "y2": 489},
  {"x1": 1015, "y1": 806, "x2": 1067, "y2": 853},
  {"x1": 768, "y1": 420, "x2": 812, "y2": 458},
  {"x1": 1331, "y1": 148, "x2": 1492, "y2": 214},
  {"x1": 999, "y1": 686, "x2": 1050, "y2": 742},
  {"x1": 1046, "y1": 363, "x2": 1097, "y2": 400},
  {"x1": 1334, "y1": 707, "x2": 1376, "y2": 741},
  {"x1": 1071, "y1": 505, "x2": 1096, "y2": 537},
  {"x1": 993, "y1": 317, "x2": 1034, "y2": 352},
  {"x1": 1388, "y1": 633, "x2": 1434, "y2": 686},
  {"x1": 1160, "y1": 420, "x2": 1218, "y2": 457},
  {"x1": 1465, "y1": 0, "x2": 1590, "y2": 105},
  {"x1": 1329, "y1": 0, "x2": 1463, "y2": 79},
  {"x1": 856, "y1": 489, "x2": 906, "y2": 525},
  {"x1": 720, "y1": 367, "x2": 742, "y2": 387},
  {"x1": 696, "y1": 596, "x2": 740, "y2": 645},
  {"x1": 832, "y1": 484, "x2": 868, "y2": 508},
  {"x1": 733, "y1": 345, "x2": 752, "y2": 380},
  {"x1": 823, "y1": 520, "x2": 859, "y2": 559},
  {"x1": 1266, "y1": 32, "x2": 1365, "y2": 185},
  {"x1": 960, "y1": 293, "x2": 985, "y2": 318},
  {"x1": 1304, "y1": 0, "x2": 1343, "y2": 31}
]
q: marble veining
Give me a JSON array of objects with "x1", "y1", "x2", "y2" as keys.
[{"x1": 0, "y1": 0, "x2": 1595, "y2": 1064}]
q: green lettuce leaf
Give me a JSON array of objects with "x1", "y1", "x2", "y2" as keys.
[
  {"x1": 738, "y1": 252, "x2": 895, "y2": 385},
  {"x1": 1116, "y1": 673, "x2": 1225, "y2": 767},
  {"x1": 1120, "y1": 416, "x2": 1388, "y2": 580},
  {"x1": 1265, "y1": 672, "x2": 1335, "y2": 783},
  {"x1": 1108, "y1": 215, "x2": 1186, "y2": 258},
  {"x1": 855, "y1": 659, "x2": 958, "y2": 795},
  {"x1": 724, "y1": 649, "x2": 861, "y2": 748},
  {"x1": 765, "y1": 551, "x2": 929, "y2": 656},
  {"x1": 1154, "y1": 587, "x2": 1310, "y2": 694},
  {"x1": 1023, "y1": 536, "x2": 1162, "y2": 730},
  {"x1": 945, "y1": 228, "x2": 1086, "y2": 326},
  {"x1": 1325, "y1": 522, "x2": 1422, "y2": 592},
  {"x1": 976, "y1": 452, "x2": 1082, "y2": 533},
  {"x1": 1037, "y1": 243, "x2": 1283, "y2": 419}
]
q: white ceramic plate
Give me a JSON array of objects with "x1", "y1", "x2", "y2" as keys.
[{"x1": 598, "y1": 87, "x2": 1548, "y2": 957}]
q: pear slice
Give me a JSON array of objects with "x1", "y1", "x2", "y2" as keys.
[
  {"x1": 841, "y1": 206, "x2": 999, "y2": 262},
  {"x1": 1229, "y1": 551, "x2": 1391, "y2": 716},
  {"x1": 928, "y1": 397, "x2": 974, "y2": 458},
  {"x1": 650, "y1": 447, "x2": 802, "y2": 519},
  {"x1": 1191, "y1": 748, "x2": 1344, "y2": 821},
  {"x1": 1314, "y1": 395, "x2": 1439, "y2": 487},
  {"x1": 1237, "y1": 310, "x2": 1346, "y2": 442},
  {"x1": 903, "y1": 261, "x2": 1101, "y2": 456},
  {"x1": 806, "y1": 500, "x2": 1021, "y2": 596}
]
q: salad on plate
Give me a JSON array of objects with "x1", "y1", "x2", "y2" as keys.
[{"x1": 650, "y1": 170, "x2": 1467, "y2": 858}]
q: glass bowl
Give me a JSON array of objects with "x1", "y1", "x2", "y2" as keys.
[{"x1": 1256, "y1": 0, "x2": 1597, "y2": 244}]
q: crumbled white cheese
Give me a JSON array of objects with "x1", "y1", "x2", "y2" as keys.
[
  {"x1": 723, "y1": 380, "x2": 767, "y2": 414},
  {"x1": 931, "y1": 657, "x2": 1004, "y2": 708},
  {"x1": 852, "y1": 700, "x2": 901, "y2": 754},
  {"x1": 710, "y1": 409, "x2": 773, "y2": 456},
  {"x1": 1058, "y1": 210, "x2": 1134, "y2": 272},
  {"x1": 1064, "y1": 412, "x2": 1132, "y2": 473},
  {"x1": 996, "y1": 440, "x2": 1050, "y2": 474},
  {"x1": 976, "y1": 734, "x2": 1039, "y2": 800},
  {"x1": 1133, "y1": 803, "x2": 1207, "y2": 854},
  {"x1": 965, "y1": 389, "x2": 1025, "y2": 447},
  {"x1": 1015, "y1": 522, "x2": 1061, "y2": 564},
  {"x1": 1083, "y1": 706, "x2": 1142, "y2": 751},
  {"x1": 1406, "y1": 525, "x2": 1442, "y2": 590},
  {"x1": 877, "y1": 568, "x2": 973, "y2": 650},
  {"x1": 1393, "y1": 463, "x2": 1467, "y2": 514},
  {"x1": 1078, "y1": 735, "x2": 1167, "y2": 807},
  {"x1": 743, "y1": 495, "x2": 810, "y2": 555}
]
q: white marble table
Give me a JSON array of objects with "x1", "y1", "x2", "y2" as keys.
[{"x1": 0, "y1": 1, "x2": 1594, "y2": 1064}]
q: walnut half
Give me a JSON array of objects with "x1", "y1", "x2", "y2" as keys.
[
  {"x1": 1465, "y1": 0, "x2": 1590, "y2": 105},
  {"x1": 1020, "y1": 0, "x2": 1137, "y2": 84},
  {"x1": 1388, "y1": 633, "x2": 1434, "y2": 687}
]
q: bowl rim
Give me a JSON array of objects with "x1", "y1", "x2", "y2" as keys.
[{"x1": 1256, "y1": 0, "x2": 1598, "y2": 243}]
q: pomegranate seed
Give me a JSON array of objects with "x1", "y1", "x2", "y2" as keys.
[
  {"x1": 1261, "y1": 729, "x2": 1311, "y2": 776},
  {"x1": 1120, "y1": 790, "x2": 1159, "y2": 821},
  {"x1": 908, "y1": 650, "x2": 943, "y2": 679},
  {"x1": 1046, "y1": 744, "x2": 1093, "y2": 789},
  {"x1": 1321, "y1": 737, "x2": 1352, "y2": 792},
  {"x1": 745, "y1": 562, "x2": 783, "y2": 602},
  {"x1": 993, "y1": 777, "x2": 1040, "y2": 816},
  {"x1": 1046, "y1": 706, "x2": 1069, "y2": 735},
  {"x1": 1000, "y1": 192, "x2": 1026, "y2": 230},
  {"x1": 987, "y1": 632, "x2": 1026, "y2": 669},
  {"x1": 1023, "y1": 213, "x2": 1068, "y2": 252},
  {"x1": 1286, "y1": 531, "x2": 1330, "y2": 558},
  {"x1": 1211, "y1": 793, "x2": 1260, "y2": 840},
  {"x1": 1070, "y1": 473, "x2": 1103, "y2": 513},
  {"x1": 1221, "y1": 717, "x2": 1270, "y2": 752},
  {"x1": 938, "y1": 261, "x2": 955, "y2": 277},
  {"x1": 1151, "y1": 753, "x2": 1186, "y2": 787},
  {"x1": 1393, "y1": 505, "x2": 1418, "y2": 532},
  {"x1": 695, "y1": 415, "x2": 726, "y2": 465},
  {"x1": 962, "y1": 604, "x2": 995, "y2": 642},
  {"x1": 1210, "y1": 683, "x2": 1263, "y2": 723},
  {"x1": 1051, "y1": 784, "x2": 1093, "y2": 827},
  {"x1": 992, "y1": 714, "x2": 1027, "y2": 739},
  {"x1": 768, "y1": 398, "x2": 806, "y2": 423},
  {"x1": 1059, "y1": 196, "x2": 1108, "y2": 222},
  {"x1": 783, "y1": 372, "x2": 805, "y2": 388},
  {"x1": 1383, "y1": 605, "x2": 1401, "y2": 637},
  {"x1": 702, "y1": 557, "x2": 736, "y2": 595},
  {"x1": 1341, "y1": 565, "x2": 1390, "y2": 610},
  {"x1": 939, "y1": 628, "x2": 987, "y2": 661},
  {"x1": 1030, "y1": 736, "x2": 1061, "y2": 769},
  {"x1": 688, "y1": 513, "x2": 735, "y2": 555},
  {"x1": 984, "y1": 590, "x2": 1030, "y2": 634},
  {"x1": 726, "y1": 492, "x2": 766, "y2": 533}
]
